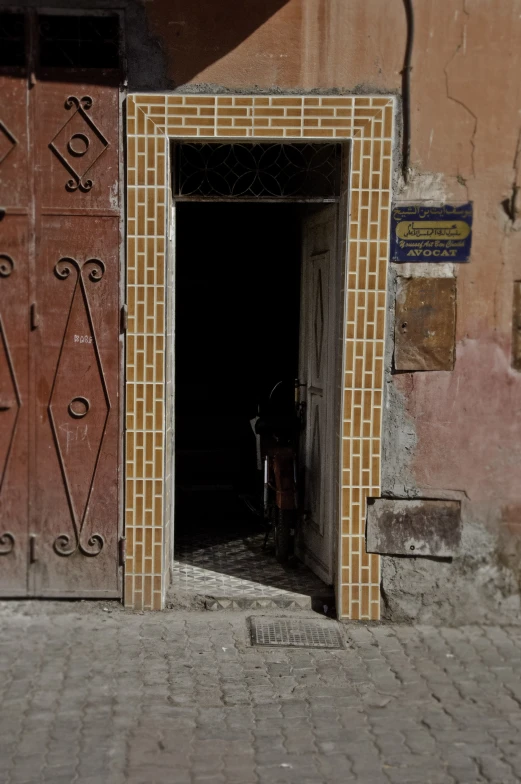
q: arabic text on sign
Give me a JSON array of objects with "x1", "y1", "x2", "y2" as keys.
[{"x1": 395, "y1": 220, "x2": 471, "y2": 241}]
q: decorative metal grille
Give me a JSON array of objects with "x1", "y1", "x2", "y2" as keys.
[{"x1": 175, "y1": 142, "x2": 341, "y2": 201}]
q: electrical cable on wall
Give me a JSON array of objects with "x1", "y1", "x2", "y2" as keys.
[{"x1": 402, "y1": 0, "x2": 414, "y2": 182}]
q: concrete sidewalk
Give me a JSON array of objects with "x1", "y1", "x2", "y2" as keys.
[{"x1": 1, "y1": 602, "x2": 521, "y2": 784}]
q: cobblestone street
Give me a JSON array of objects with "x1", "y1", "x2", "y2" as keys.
[{"x1": 1, "y1": 604, "x2": 521, "y2": 784}]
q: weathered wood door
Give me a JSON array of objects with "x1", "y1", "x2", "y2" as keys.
[
  {"x1": 298, "y1": 206, "x2": 339, "y2": 585},
  {"x1": 0, "y1": 12, "x2": 121, "y2": 597}
]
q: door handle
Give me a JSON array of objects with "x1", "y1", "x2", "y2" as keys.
[{"x1": 0, "y1": 403, "x2": 13, "y2": 411}]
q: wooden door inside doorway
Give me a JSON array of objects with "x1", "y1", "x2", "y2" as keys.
[
  {"x1": 0, "y1": 11, "x2": 122, "y2": 597},
  {"x1": 297, "y1": 205, "x2": 340, "y2": 586}
]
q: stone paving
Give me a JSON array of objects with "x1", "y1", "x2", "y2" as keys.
[{"x1": 1, "y1": 603, "x2": 521, "y2": 784}]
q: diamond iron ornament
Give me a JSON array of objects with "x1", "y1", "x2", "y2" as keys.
[
  {"x1": 0, "y1": 311, "x2": 21, "y2": 493},
  {"x1": 0, "y1": 121, "x2": 17, "y2": 166},
  {"x1": 0, "y1": 316, "x2": 19, "y2": 554},
  {"x1": 49, "y1": 96, "x2": 109, "y2": 193},
  {"x1": 49, "y1": 256, "x2": 110, "y2": 557},
  {"x1": 0, "y1": 254, "x2": 19, "y2": 557}
]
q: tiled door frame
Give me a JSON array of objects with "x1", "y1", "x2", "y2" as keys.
[{"x1": 125, "y1": 94, "x2": 394, "y2": 619}]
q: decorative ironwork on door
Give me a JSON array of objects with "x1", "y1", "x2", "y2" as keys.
[
  {"x1": 0, "y1": 302, "x2": 17, "y2": 555},
  {"x1": 0, "y1": 121, "x2": 17, "y2": 166},
  {"x1": 49, "y1": 96, "x2": 110, "y2": 193},
  {"x1": 0, "y1": 304, "x2": 20, "y2": 556},
  {"x1": 0, "y1": 310, "x2": 21, "y2": 492},
  {"x1": 0, "y1": 10, "x2": 121, "y2": 598},
  {"x1": 49, "y1": 257, "x2": 110, "y2": 558}
]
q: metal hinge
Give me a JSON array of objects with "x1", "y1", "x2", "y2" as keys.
[
  {"x1": 118, "y1": 536, "x2": 126, "y2": 565},
  {"x1": 30, "y1": 303, "x2": 39, "y2": 330},
  {"x1": 120, "y1": 304, "x2": 128, "y2": 333}
]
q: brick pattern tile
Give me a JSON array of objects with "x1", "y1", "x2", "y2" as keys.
[{"x1": 126, "y1": 101, "x2": 168, "y2": 611}]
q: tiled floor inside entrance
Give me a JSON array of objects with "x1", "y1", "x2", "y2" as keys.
[{"x1": 170, "y1": 492, "x2": 333, "y2": 611}]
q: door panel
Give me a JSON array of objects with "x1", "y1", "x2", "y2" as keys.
[
  {"x1": 28, "y1": 73, "x2": 121, "y2": 596},
  {"x1": 0, "y1": 66, "x2": 30, "y2": 594},
  {"x1": 298, "y1": 206, "x2": 338, "y2": 585},
  {"x1": 0, "y1": 216, "x2": 29, "y2": 594},
  {"x1": 34, "y1": 80, "x2": 120, "y2": 213},
  {"x1": 29, "y1": 216, "x2": 119, "y2": 596},
  {"x1": 0, "y1": 74, "x2": 30, "y2": 209}
]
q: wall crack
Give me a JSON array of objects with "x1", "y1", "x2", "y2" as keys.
[
  {"x1": 443, "y1": 0, "x2": 477, "y2": 180},
  {"x1": 502, "y1": 127, "x2": 521, "y2": 223}
]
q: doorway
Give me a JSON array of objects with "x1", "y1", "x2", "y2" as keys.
[
  {"x1": 172, "y1": 201, "x2": 339, "y2": 608},
  {"x1": 125, "y1": 95, "x2": 394, "y2": 615}
]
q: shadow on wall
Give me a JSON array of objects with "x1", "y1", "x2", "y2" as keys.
[{"x1": 143, "y1": 0, "x2": 291, "y2": 87}]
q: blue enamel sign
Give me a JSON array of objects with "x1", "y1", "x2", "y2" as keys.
[{"x1": 390, "y1": 203, "x2": 473, "y2": 263}]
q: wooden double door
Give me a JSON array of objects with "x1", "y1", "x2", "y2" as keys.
[{"x1": 0, "y1": 19, "x2": 121, "y2": 596}]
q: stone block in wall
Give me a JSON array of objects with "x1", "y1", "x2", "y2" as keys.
[
  {"x1": 394, "y1": 277, "x2": 456, "y2": 371},
  {"x1": 366, "y1": 498, "x2": 461, "y2": 557}
]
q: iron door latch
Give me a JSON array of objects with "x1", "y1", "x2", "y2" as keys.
[{"x1": 120, "y1": 304, "x2": 128, "y2": 333}]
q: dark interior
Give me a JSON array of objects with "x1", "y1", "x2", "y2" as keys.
[
  {"x1": 0, "y1": 12, "x2": 120, "y2": 69},
  {"x1": 175, "y1": 202, "x2": 303, "y2": 540}
]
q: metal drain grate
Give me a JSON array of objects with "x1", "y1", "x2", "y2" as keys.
[{"x1": 249, "y1": 617, "x2": 344, "y2": 649}]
